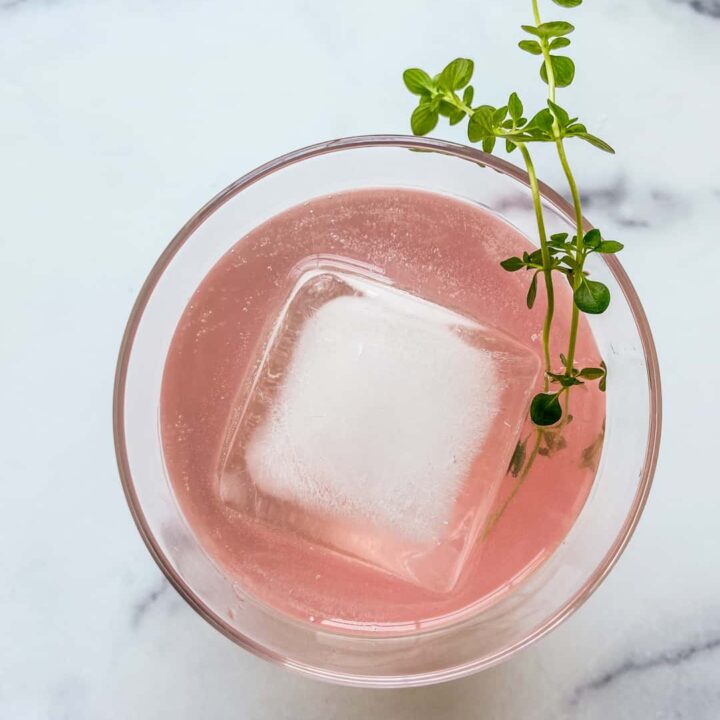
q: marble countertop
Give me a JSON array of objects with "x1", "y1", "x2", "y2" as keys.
[{"x1": 1, "y1": 0, "x2": 719, "y2": 717}]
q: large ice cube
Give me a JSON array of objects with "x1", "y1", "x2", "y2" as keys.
[{"x1": 219, "y1": 266, "x2": 540, "y2": 592}]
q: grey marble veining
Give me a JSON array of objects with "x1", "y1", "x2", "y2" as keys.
[
  {"x1": 1, "y1": 0, "x2": 719, "y2": 718},
  {"x1": 131, "y1": 577, "x2": 173, "y2": 629},
  {"x1": 674, "y1": 0, "x2": 720, "y2": 18},
  {"x1": 579, "y1": 177, "x2": 690, "y2": 229},
  {"x1": 571, "y1": 633, "x2": 720, "y2": 705}
]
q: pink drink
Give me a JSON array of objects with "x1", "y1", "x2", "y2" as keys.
[{"x1": 161, "y1": 188, "x2": 604, "y2": 633}]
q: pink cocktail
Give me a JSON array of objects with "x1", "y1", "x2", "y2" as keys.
[{"x1": 161, "y1": 187, "x2": 604, "y2": 633}]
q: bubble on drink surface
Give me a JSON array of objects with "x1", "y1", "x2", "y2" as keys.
[{"x1": 219, "y1": 266, "x2": 540, "y2": 592}]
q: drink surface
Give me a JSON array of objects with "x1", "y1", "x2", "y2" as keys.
[{"x1": 161, "y1": 188, "x2": 605, "y2": 634}]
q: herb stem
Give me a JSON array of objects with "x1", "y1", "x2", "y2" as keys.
[
  {"x1": 533, "y1": 0, "x2": 557, "y2": 104},
  {"x1": 517, "y1": 142, "x2": 554, "y2": 380},
  {"x1": 532, "y1": 0, "x2": 542, "y2": 28},
  {"x1": 555, "y1": 137, "x2": 585, "y2": 372},
  {"x1": 484, "y1": 428, "x2": 543, "y2": 537},
  {"x1": 452, "y1": 96, "x2": 474, "y2": 116},
  {"x1": 452, "y1": 84, "x2": 555, "y2": 381},
  {"x1": 533, "y1": 0, "x2": 586, "y2": 378}
]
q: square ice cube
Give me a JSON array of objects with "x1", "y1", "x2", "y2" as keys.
[{"x1": 219, "y1": 266, "x2": 540, "y2": 592}]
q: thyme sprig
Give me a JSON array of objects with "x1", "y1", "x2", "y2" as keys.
[{"x1": 402, "y1": 0, "x2": 619, "y2": 426}]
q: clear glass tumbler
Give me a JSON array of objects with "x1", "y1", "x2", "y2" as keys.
[{"x1": 114, "y1": 135, "x2": 661, "y2": 687}]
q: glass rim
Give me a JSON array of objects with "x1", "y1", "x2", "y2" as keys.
[{"x1": 113, "y1": 134, "x2": 662, "y2": 687}]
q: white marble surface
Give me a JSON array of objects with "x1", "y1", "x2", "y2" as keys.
[{"x1": 1, "y1": 0, "x2": 719, "y2": 717}]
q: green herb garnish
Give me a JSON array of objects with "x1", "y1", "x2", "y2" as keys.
[{"x1": 402, "y1": 0, "x2": 618, "y2": 427}]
